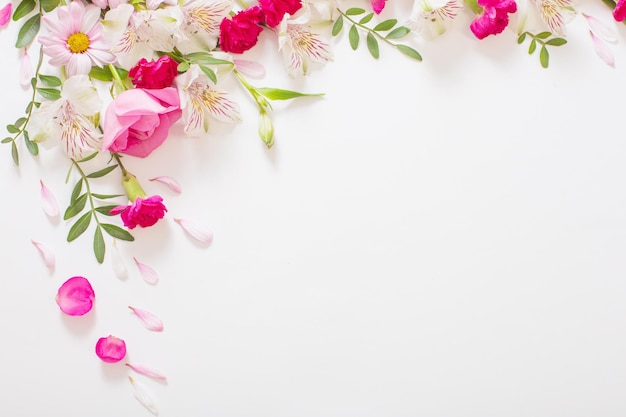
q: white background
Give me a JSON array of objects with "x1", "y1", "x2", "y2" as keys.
[{"x1": 1, "y1": 0, "x2": 626, "y2": 415}]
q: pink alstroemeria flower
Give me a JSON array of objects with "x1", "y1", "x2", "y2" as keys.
[
  {"x1": 470, "y1": 0, "x2": 517, "y2": 39},
  {"x1": 95, "y1": 335, "x2": 127, "y2": 363},
  {"x1": 55, "y1": 276, "x2": 95, "y2": 316}
]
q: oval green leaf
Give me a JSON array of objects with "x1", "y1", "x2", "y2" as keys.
[
  {"x1": 345, "y1": 7, "x2": 365, "y2": 15},
  {"x1": 373, "y1": 19, "x2": 397, "y2": 32},
  {"x1": 366, "y1": 32, "x2": 379, "y2": 59},
  {"x1": 349, "y1": 24, "x2": 359, "y2": 50},
  {"x1": 385, "y1": 26, "x2": 410, "y2": 40},
  {"x1": 12, "y1": 0, "x2": 36, "y2": 21},
  {"x1": 16, "y1": 13, "x2": 40, "y2": 48},
  {"x1": 545, "y1": 38, "x2": 567, "y2": 46},
  {"x1": 67, "y1": 211, "x2": 92, "y2": 242},
  {"x1": 332, "y1": 15, "x2": 343, "y2": 36},
  {"x1": 64, "y1": 193, "x2": 88, "y2": 220},
  {"x1": 94, "y1": 226, "x2": 105, "y2": 264},
  {"x1": 101, "y1": 223, "x2": 135, "y2": 241},
  {"x1": 539, "y1": 45, "x2": 549, "y2": 68},
  {"x1": 86, "y1": 164, "x2": 118, "y2": 178},
  {"x1": 396, "y1": 44, "x2": 422, "y2": 61},
  {"x1": 359, "y1": 12, "x2": 374, "y2": 24}
]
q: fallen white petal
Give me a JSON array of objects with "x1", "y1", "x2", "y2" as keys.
[
  {"x1": 20, "y1": 48, "x2": 33, "y2": 87},
  {"x1": 129, "y1": 376, "x2": 159, "y2": 415},
  {"x1": 134, "y1": 257, "x2": 159, "y2": 284},
  {"x1": 590, "y1": 30, "x2": 615, "y2": 68},
  {"x1": 148, "y1": 176, "x2": 182, "y2": 194},
  {"x1": 31, "y1": 240, "x2": 55, "y2": 269},
  {"x1": 128, "y1": 306, "x2": 164, "y2": 332},
  {"x1": 126, "y1": 363, "x2": 167, "y2": 381},
  {"x1": 40, "y1": 180, "x2": 59, "y2": 218},
  {"x1": 174, "y1": 218, "x2": 213, "y2": 245},
  {"x1": 111, "y1": 240, "x2": 128, "y2": 280},
  {"x1": 583, "y1": 13, "x2": 618, "y2": 43},
  {"x1": 234, "y1": 59, "x2": 266, "y2": 79}
]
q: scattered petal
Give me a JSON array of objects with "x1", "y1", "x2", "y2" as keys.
[
  {"x1": 583, "y1": 13, "x2": 618, "y2": 43},
  {"x1": 129, "y1": 376, "x2": 159, "y2": 415},
  {"x1": 20, "y1": 48, "x2": 33, "y2": 87},
  {"x1": 148, "y1": 176, "x2": 182, "y2": 194},
  {"x1": 134, "y1": 258, "x2": 159, "y2": 284},
  {"x1": 55, "y1": 276, "x2": 95, "y2": 316},
  {"x1": 31, "y1": 240, "x2": 55, "y2": 269},
  {"x1": 128, "y1": 306, "x2": 164, "y2": 332},
  {"x1": 234, "y1": 59, "x2": 266, "y2": 78},
  {"x1": 174, "y1": 218, "x2": 213, "y2": 245},
  {"x1": 589, "y1": 30, "x2": 615, "y2": 68},
  {"x1": 111, "y1": 239, "x2": 128, "y2": 280},
  {"x1": 0, "y1": 3, "x2": 11, "y2": 27},
  {"x1": 126, "y1": 363, "x2": 168, "y2": 381},
  {"x1": 40, "y1": 180, "x2": 59, "y2": 218},
  {"x1": 95, "y1": 335, "x2": 127, "y2": 363}
]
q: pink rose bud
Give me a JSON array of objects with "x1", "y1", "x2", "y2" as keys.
[
  {"x1": 95, "y1": 335, "x2": 127, "y2": 363},
  {"x1": 55, "y1": 276, "x2": 95, "y2": 316}
]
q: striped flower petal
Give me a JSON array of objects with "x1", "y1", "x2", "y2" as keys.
[
  {"x1": 126, "y1": 363, "x2": 167, "y2": 381},
  {"x1": 134, "y1": 257, "x2": 159, "y2": 284},
  {"x1": 129, "y1": 376, "x2": 159, "y2": 415},
  {"x1": 149, "y1": 176, "x2": 182, "y2": 193},
  {"x1": 589, "y1": 30, "x2": 615, "y2": 67},
  {"x1": 174, "y1": 218, "x2": 213, "y2": 245},
  {"x1": 40, "y1": 180, "x2": 59, "y2": 218},
  {"x1": 128, "y1": 306, "x2": 164, "y2": 331},
  {"x1": 31, "y1": 239, "x2": 55, "y2": 269}
]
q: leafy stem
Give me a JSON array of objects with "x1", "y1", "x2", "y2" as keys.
[{"x1": 517, "y1": 31, "x2": 567, "y2": 68}]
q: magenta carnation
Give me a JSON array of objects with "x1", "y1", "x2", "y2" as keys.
[
  {"x1": 110, "y1": 195, "x2": 167, "y2": 229},
  {"x1": 129, "y1": 56, "x2": 179, "y2": 89},
  {"x1": 613, "y1": 0, "x2": 626, "y2": 21},
  {"x1": 219, "y1": 6, "x2": 265, "y2": 54},
  {"x1": 258, "y1": 0, "x2": 302, "y2": 27},
  {"x1": 470, "y1": 0, "x2": 517, "y2": 39}
]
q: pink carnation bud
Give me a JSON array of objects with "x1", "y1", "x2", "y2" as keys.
[
  {"x1": 95, "y1": 335, "x2": 127, "y2": 363},
  {"x1": 55, "y1": 276, "x2": 95, "y2": 316}
]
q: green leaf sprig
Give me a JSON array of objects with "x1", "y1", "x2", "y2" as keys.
[
  {"x1": 517, "y1": 31, "x2": 567, "y2": 68},
  {"x1": 332, "y1": 8, "x2": 422, "y2": 61}
]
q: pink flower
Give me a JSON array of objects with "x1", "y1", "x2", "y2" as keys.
[
  {"x1": 111, "y1": 195, "x2": 167, "y2": 229},
  {"x1": 95, "y1": 335, "x2": 127, "y2": 363},
  {"x1": 470, "y1": 0, "x2": 517, "y2": 39},
  {"x1": 102, "y1": 87, "x2": 182, "y2": 158},
  {"x1": 371, "y1": 0, "x2": 386, "y2": 14},
  {"x1": 55, "y1": 276, "x2": 95, "y2": 316},
  {"x1": 258, "y1": 0, "x2": 302, "y2": 27},
  {"x1": 219, "y1": 6, "x2": 265, "y2": 54},
  {"x1": 613, "y1": 0, "x2": 626, "y2": 21},
  {"x1": 129, "y1": 56, "x2": 179, "y2": 89},
  {"x1": 0, "y1": 3, "x2": 12, "y2": 27}
]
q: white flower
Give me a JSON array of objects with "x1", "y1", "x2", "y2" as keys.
[
  {"x1": 277, "y1": 17, "x2": 333, "y2": 77},
  {"x1": 407, "y1": 0, "x2": 463, "y2": 39},
  {"x1": 176, "y1": 0, "x2": 232, "y2": 54},
  {"x1": 513, "y1": 0, "x2": 577, "y2": 35},
  {"x1": 29, "y1": 75, "x2": 103, "y2": 159}
]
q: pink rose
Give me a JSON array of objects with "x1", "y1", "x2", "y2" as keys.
[
  {"x1": 470, "y1": 0, "x2": 517, "y2": 39},
  {"x1": 102, "y1": 87, "x2": 182, "y2": 158},
  {"x1": 95, "y1": 335, "x2": 127, "y2": 363},
  {"x1": 219, "y1": 6, "x2": 265, "y2": 54},
  {"x1": 129, "y1": 56, "x2": 179, "y2": 89},
  {"x1": 258, "y1": 0, "x2": 302, "y2": 27},
  {"x1": 110, "y1": 195, "x2": 167, "y2": 229}
]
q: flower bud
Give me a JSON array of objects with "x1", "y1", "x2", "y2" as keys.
[{"x1": 258, "y1": 111, "x2": 274, "y2": 149}]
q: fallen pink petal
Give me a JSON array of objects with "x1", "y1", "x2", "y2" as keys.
[
  {"x1": 40, "y1": 180, "x2": 59, "y2": 218},
  {"x1": 95, "y1": 335, "x2": 127, "y2": 363},
  {"x1": 0, "y1": 3, "x2": 11, "y2": 27},
  {"x1": 234, "y1": 59, "x2": 266, "y2": 78},
  {"x1": 174, "y1": 218, "x2": 213, "y2": 245},
  {"x1": 20, "y1": 48, "x2": 33, "y2": 87},
  {"x1": 582, "y1": 13, "x2": 617, "y2": 43},
  {"x1": 55, "y1": 276, "x2": 95, "y2": 316},
  {"x1": 126, "y1": 363, "x2": 168, "y2": 381},
  {"x1": 128, "y1": 306, "x2": 164, "y2": 331},
  {"x1": 31, "y1": 240, "x2": 55, "y2": 269},
  {"x1": 148, "y1": 176, "x2": 182, "y2": 193},
  {"x1": 111, "y1": 239, "x2": 128, "y2": 280},
  {"x1": 589, "y1": 30, "x2": 615, "y2": 68},
  {"x1": 129, "y1": 376, "x2": 159, "y2": 415},
  {"x1": 134, "y1": 257, "x2": 159, "y2": 284}
]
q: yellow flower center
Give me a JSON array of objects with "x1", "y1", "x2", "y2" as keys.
[{"x1": 67, "y1": 33, "x2": 90, "y2": 54}]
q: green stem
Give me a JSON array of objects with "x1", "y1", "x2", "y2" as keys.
[
  {"x1": 336, "y1": 9, "x2": 401, "y2": 49},
  {"x1": 70, "y1": 158, "x2": 103, "y2": 228},
  {"x1": 111, "y1": 153, "x2": 128, "y2": 176},
  {"x1": 233, "y1": 69, "x2": 269, "y2": 111}
]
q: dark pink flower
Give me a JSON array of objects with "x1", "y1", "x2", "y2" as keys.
[
  {"x1": 55, "y1": 276, "x2": 95, "y2": 316},
  {"x1": 219, "y1": 6, "x2": 265, "y2": 53},
  {"x1": 258, "y1": 0, "x2": 302, "y2": 27},
  {"x1": 129, "y1": 56, "x2": 179, "y2": 89},
  {"x1": 95, "y1": 335, "x2": 127, "y2": 363},
  {"x1": 613, "y1": 0, "x2": 626, "y2": 21},
  {"x1": 110, "y1": 195, "x2": 167, "y2": 229},
  {"x1": 371, "y1": 0, "x2": 386, "y2": 14},
  {"x1": 470, "y1": 0, "x2": 517, "y2": 39},
  {"x1": 0, "y1": 3, "x2": 12, "y2": 27}
]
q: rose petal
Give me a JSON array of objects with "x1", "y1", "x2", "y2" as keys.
[
  {"x1": 126, "y1": 363, "x2": 167, "y2": 381},
  {"x1": 129, "y1": 376, "x2": 159, "y2": 415},
  {"x1": 128, "y1": 306, "x2": 164, "y2": 332},
  {"x1": 55, "y1": 276, "x2": 95, "y2": 316},
  {"x1": 111, "y1": 239, "x2": 128, "y2": 280},
  {"x1": 174, "y1": 218, "x2": 213, "y2": 245},
  {"x1": 40, "y1": 180, "x2": 59, "y2": 218},
  {"x1": 134, "y1": 257, "x2": 159, "y2": 284},
  {"x1": 583, "y1": 13, "x2": 618, "y2": 43},
  {"x1": 0, "y1": 3, "x2": 12, "y2": 27},
  {"x1": 589, "y1": 30, "x2": 615, "y2": 68},
  {"x1": 234, "y1": 59, "x2": 266, "y2": 79},
  {"x1": 96, "y1": 335, "x2": 127, "y2": 363},
  {"x1": 148, "y1": 176, "x2": 182, "y2": 193},
  {"x1": 31, "y1": 239, "x2": 55, "y2": 269}
]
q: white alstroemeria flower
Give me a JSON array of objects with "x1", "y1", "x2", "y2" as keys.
[
  {"x1": 296, "y1": 0, "x2": 338, "y2": 25},
  {"x1": 176, "y1": 0, "x2": 232, "y2": 54},
  {"x1": 102, "y1": 4, "x2": 182, "y2": 69},
  {"x1": 29, "y1": 75, "x2": 103, "y2": 159},
  {"x1": 513, "y1": 0, "x2": 577, "y2": 36},
  {"x1": 175, "y1": 64, "x2": 241, "y2": 137},
  {"x1": 277, "y1": 16, "x2": 333, "y2": 77},
  {"x1": 407, "y1": 0, "x2": 463, "y2": 39}
]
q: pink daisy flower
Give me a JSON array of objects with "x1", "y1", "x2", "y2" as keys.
[{"x1": 39, "y1": 1, "x2": 115, "y2": 77}]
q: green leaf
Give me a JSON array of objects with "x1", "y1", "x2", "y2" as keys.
[
  {"x1": 16, "y1": 13, "x2": 40, "y2": 48},
  {"x1": 385, "y1": 26, "x2": 410, "y2": 40},
  {"x1": 24, "y1": 136, "x2": 38, "y2": 156},
  {"x1": 517, "y1": 33, "x2": 527, "y2": 44},
  {"x1": 373, "y1": 19, "x2": 397, "y2": 31},
  {"x1": 545, "y1": 37, "x2": 567, "y2": 46},
  {"x1": 199, "y1": 65, "x2": 217, "y2": 84},
  {"x1": 25, "y1": 101, "x2": 33, "y2": 114},
  {"x1": 94, "y1": 205, "x2": 119, "y2": 216},
  {"x1": 77, "y1": 151, "x2": 98, "y2": 163},
  {"x1": 331, "y1": 15, "x2": 343, "y2": 36},
  {"x1": 177, "y1": 61, "x2": 190, "y2": 73},
  {"x1": 256, "y1": 87, "x2": 324, "y2": 100},
  {"x1": 345, "y1": 7, "x2": 365, "y2": 15},
  {"x1": 36, "y1": 87, "x2": 61, "y2": 101},
  {"x1": 67, "y1": 211, "x2": 92, "y2": 242},
  {"x1": 185, "y1": 52, "x2": 233, "y2": 67},
  {"x1": 1, "y1": 137, "x2": 12, "y2": 144},
  {"x1": 396, "y1": 44, "x2": 422, "y2": 61},
  {"x1": 92, "y1": 193, "x2": 124, "y2": 200},
  {"x1": 539, "y1": 45, "x2": 549, "y2": 68},
  {"x1": 86, "y1": 164, "x2": 118, "y2": 178},
  {"x1": 349, "y1": 25, "x2": 359, "y2": 50},
  {"x1": 359, "y1": 12, "x2": 374, "y2": 24},
  {"x1": 70, "y1": 180, "x2": 83, "y2": 203},
  {"x1": 64, "y1": 193, "x2": 88, "y2": 220},
  {"x1": 38, "y1": 74, "x2": 62, "y2": 87},
  {"x1": 11, "y1": 141, "x2": 18, "y2": 165},
  {"x1": 40, "y1": 0, "x2": 61, "y2": 13},
  {"x1": 14, "y1": 117, "x2": 27, "y2": 128},
  {"x1": 101, "y1": 223, "x2": 135, "y2": 241},
  {"x1": 366, "y1": 32, "x2": 379, "y2": 59},
  {"x1": 89, "y1": 66, "x2": 113, "y2": 82},
  {"x1": 94, "y1": 226, "x2": 105, "y2": 264},
  {"x1": 528, "y1": 38, "x2": 537, "y2": 54},
  {"x1": 6, "y1": 124, "x2": 19, "y2": 134},
  {"x1": 536, "y1": 31, "x2": 551, "y2": 39},
  {"x1": 12, "y1": 0, "x2": 36, "y2": 21}
]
